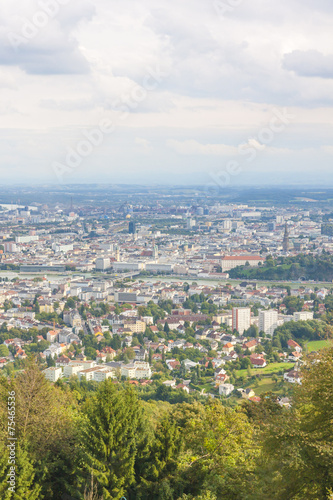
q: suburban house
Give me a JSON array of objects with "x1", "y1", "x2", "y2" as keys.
[
  {"x1": 284, "y1": 370, "x2": 302, "y2": 384},
  {"x1": 287, "y1": 339, "x2": 302, "y2": 353},
  {"x1": 243, "y1": 339, "x2": 258, "y2": 352},
  {"x1": 222, "y1": 342, "x2": 234, "y2": 354},
  {"x1": 250, "y1": 357, "x2": 267, "y2": 368},
  {"x1": 219, "y1": 383, "x2": 235, "y2": 396}
]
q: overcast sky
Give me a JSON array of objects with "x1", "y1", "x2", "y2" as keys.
[{"x1": 0, "y1": 0, "x2": 332, "y2": 187}]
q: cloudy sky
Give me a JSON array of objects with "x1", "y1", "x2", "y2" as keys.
[{"x1": 0, "y1": 0, "x2": 332, "y2": 186}]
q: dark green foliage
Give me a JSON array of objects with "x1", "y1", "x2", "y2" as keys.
[
  {"x1": 81, "y1": 381, "x2": 143, "y2": 500},
  {"x1": 274, "y1": 319, "x2": 325, "y2": 345},
  {"x1": 1, "y1": 346, "x2": 333, "y2": 499},
  {"x1": 0, "y1": 443, "x2": 41, "y2": 499},
  {"x1": 229, "y1": 253, "x2": 333, "y2": 281}
]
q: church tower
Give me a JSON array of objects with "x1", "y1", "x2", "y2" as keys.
[{"x1": 282, "y1": 223, "x2": 290, "y2": 252}]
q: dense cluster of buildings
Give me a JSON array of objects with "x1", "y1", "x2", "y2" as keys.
[
  {"x1": 0, "y1": 198, "x2": 331, "y2": 400},
  {"x1": 0, "y1": 201, "x2": 332, "y2": 280}
]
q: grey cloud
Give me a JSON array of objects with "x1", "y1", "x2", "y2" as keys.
[
  {"x1": 40, "y1": 98, "x2": 95, "y2": 111},
  {"x1": 283, "y1": 50, "x2": 333, "y2": 78},
  {"x1": 0, "y1": 0, "x2": 94, "y2": 75},
  {"x1": 0, "y1": 44, "x2": 90, "y2": 75}
]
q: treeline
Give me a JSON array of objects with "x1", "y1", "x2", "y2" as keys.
[
  {"x1": 229, "y1": 253, "x2": 333, "y2": 281},
  {"x1": 1, "y1": 349, "x2": 333, "y2": 499},
  {"x1": 273, "y1": 319, "x2": 327, "y2": 345}
]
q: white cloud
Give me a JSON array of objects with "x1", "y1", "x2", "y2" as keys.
[
  {"x1": 283, "y1": 50, "x2": 333, "y2": 79},
  {"x1": 0, "y1": 0, "x2": 332, "y2": 184},
  {"x1": 135, "y1": 137, "x2": 152, "y2": 151},
  {"x1": 323, "y1": 145, "x2": 333, "y2": 154},
  {"x1": 167, "y1": 139, "x2": 238, "y2": 156}
]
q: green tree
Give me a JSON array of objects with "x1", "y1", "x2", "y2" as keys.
[
  {"x1": 176, "y1": 401, "x2": 258, "y2": 498},
  {"x1": 257, "y1": 346, "x2": 333, "y2": 499},
  {"x1": 0, "y1": 444, "x2": 41, "y2": 499},
  {"x1": 245, "y1": 325, "x2": 259, "y2": 338},
  {"x1": 135, "y1": 416, "x2": 183, "y2": 499},
  {"x1": 0, "y1": 345, "x2": 10, "y2": 357},
  {"x1": 0, "y1": 362, "x2": 80, "y2": 499},
  {"x1": 82, "y1": 381, "x2": 144, "y2": 500}
]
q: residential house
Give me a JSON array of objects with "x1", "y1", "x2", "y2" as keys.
[
  {"x1": 240, "y1": 388, "x2": 256, "y2": 399},
  {"x1": 176, "y1": 383, "x2": 190, "y2": 393},
  {"x1": 222, "y1": 342, "x2": 234, "y2": 354},
  {"x1": 219, "y1": 383, "x2": 234, "y2": 397},
  {"x1": 284, "y1": 370, "x2": 302, "y2": 384},
  {"x1": 250, "y1": 357, "x2": 267, "y2": 368},
  {"x1": 243, "y1": 339, "x2": 258, "y2": 352},
  {"x1": 287, "y1": 339, "x2": 302, "y2": 353}
]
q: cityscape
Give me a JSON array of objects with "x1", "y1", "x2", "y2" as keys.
[
  {"x1": 1, "y1": 0, "x2": 333, "y2": 497},
  {"x1": 1, "y1": 186, "x2": 332, "y2": 393},
  {"x1": 0, "y1": 186, "x2": 333, "y2": 497}
]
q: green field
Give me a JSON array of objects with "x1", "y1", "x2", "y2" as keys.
[
  {"x1": 247, "y1": 377, "x2": 282, "y2": 395},
  {"x1": 236, "y1": 362, "x2": 295, "y2": 378},
  {"x1": 306, "y1": 340, "x2": 332, "y2": 353}
]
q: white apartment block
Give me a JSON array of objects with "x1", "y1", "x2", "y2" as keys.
[
  {"x1": 121, "y1": 362, "x2": 151, "y2": 379},
  {"x1": 134, "y1": 361, "x2": 151, "y2": 379},
  {"x1": 259, "y1": 310, "x2": 278, "y2": 336},
  {"x1": 93, "y1": 368, "x2": 116, "y2": 382},
  {"x1": 293, "y1": 311, "x2": 314, "y2": 321},
  {"x1": 63, "y1": 363, "x2": 84, "y2": 378},
  {"x1": 78, "y1": 366, "x2": 105, "y2": 381},
  {"x1": 121, "y1": 364, "x2": 137, "y2": 379},
  {"x1": 43, "y1": 367, "x2": 62, "y2": 383},
  {"x1": 74, "y1": 360, "x2": 96, "y2": 370},
  {"x1": 232, "y1": 307, "x2": 251, "y2": 334}
]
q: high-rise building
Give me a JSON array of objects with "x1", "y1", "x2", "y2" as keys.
[
  {"x1": 186, "y1": 218, "x2": 196, "y2": 230},
  {"x1": 259, "y1": 310, "x2": 278, "y2": 336},
  {"x1": 232, "y1": 307, "x2": 251, "y2": 334},
  {"x1": 129, "y1": 221, "x2": 136, "y2": 234},
  {"x1": 221, "y1": 220, "x2": 232, "y2": 230},
  {"x1": 95, "y1": 257, "x2": 110, "y2": 271},
  {"x1": 4, "y1": 242, "x2": 18, "y2": 253}
]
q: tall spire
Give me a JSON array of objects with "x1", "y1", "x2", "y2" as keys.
[{"x1": 282, "y1": 223, "x2": 290, "y2": 252}]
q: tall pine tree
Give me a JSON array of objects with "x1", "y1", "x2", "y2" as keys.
[
  {"x1": 0, "y1": 444, "x2": 41, "y2": 500},
  {"x1": 82, "y1": 380, "x2": 143, "y2": 499}
]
